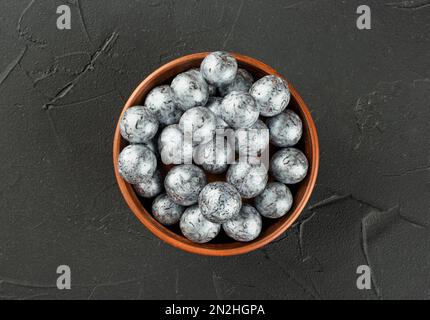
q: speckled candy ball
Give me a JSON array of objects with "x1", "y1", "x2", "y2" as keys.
[
  {"x1": 200, "y1": 51, "x2": 238, "y2": 87},
  {"x1": 188, "y1": 68, "x2": 216, "y2": 96},
  {"x1": 118, "y1": 145, "x2": 157, "y2": 184},
  {"x1": 250, "y1": 75, "x2": 291, "y2": 117},
  {"x1": 271, "y1": 148, "x2": 309, "y2": 184},
  {"x1": 235, "y1": 119, "x2": 270, "y2": 157},
  {"x1": 165, "y1": 165, "x2": 207, "y2": 206},
  {"x1": 267, "y1": 110, "x2": 303, "y2": 147},
  {"x1": 171, "y1": 71, "x2": 209, "y2": 111},
  {"x1": 255, "y1": 182, "x2": 293, "y2": 219},
  {"x1": 179, "y1": 107, "x2": 217, "y2": 146},
  {"x1": 144, "y1": 85, "x2": 183, "y2": 125},
  {"x1": 227, "y1": 161, "x2": 268, "y2": 199},
  {"x1": 193, "y1": 137, "x2": 235, "y2": 174},
  {"x1": 223, "y1": 204, "x2": 262, "y2": 242},
  {"x1": 180, "y1": 205, "x2": 221, "y2": 244},
  {"x1": 219, "y1": 68, "x2": 254, "y2": 97},
  {"x1": 206, "y1": 97, "x2": 229, "y2": 129},
  {"x1": 152, "y1": 194, "x2": 185, "y2": 226},
  {"x1": 220, "y1": 91, "x2": 260, "y2": 129},
  {"x1": 158, "y1": 124, "x2": 185, "y2": 165},
  {"x1": 120, "y1": 106, "x2": 159, "y2": 144},
  {"x1": 199, "y1": 182, "x2": 242, "y2": 224},
  {"x1": 134, "y1": 170, "x2": 164, "y2": 199}
]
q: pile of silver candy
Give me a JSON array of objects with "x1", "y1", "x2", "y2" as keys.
[{"x1": 118, "y1": 52, "x2": 309, "y2": 244}]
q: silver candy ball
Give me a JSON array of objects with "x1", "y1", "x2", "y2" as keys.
[
  {"x1": 165, "y1": 165, "x2": 207, "y2": 206},
  {"x1": 171, "y1": 71, "x2": 209, "y2": 111},
  {"x1": 187, "y1": 68, "x2": 216, "y2": 96},
  {"x1": 134, "y1": 170, "x2": 164, "y2": 199},
  {"x1": 120, "y1": 106, "x2": 159, "y2": 144},
  {"x1": 271, "y1": 148, "x2": 309, "y2": 184},
  {"x1": 235, "y1": 119, "x2": 270, "y2": 158},
  {"x1": 194, "y1": 137, "x2": 235, "y2": 174},
  {"x1": 200, "y1": 51, "x2": 238, "y2": 87},
  {"x1": 223, "y1": 204, "x2": 262, "y2": 242},
  {"x1": 227, "y1": 160, "x2": 268, "y2": 199},
  {"x1": 250, "y1": 75, "x2": 291, "y2": 117},
  {"x1": 219, "y1": 68, "x2": 254, "y2": 97},
  {"x1": 266, "y1": 110, "x2": 303, "y2": 147},
  {"x1": 152, "y1": 194, "x2": 185, "y2": 226},
  {"x1": 255, "y1": 182, "x2": 293, "y2": 219},
  {"x1": 158, "y1": 124, "x2": 185, "y2": 165},
  {"x1": 179, "y1": 107, "x2": 217, "y2": 146},
  {"x1": 180, "y1": 205, "x2": 221, "y2": 244},
  {"x1": 199, "y1": 182, "x2": 242, "y2": 224},
  {"x1": 118, "y1": 145, "x2": 157, "y2": 184},
  {"x1": 220, "y1": 91, "x2": 260, "y2": 129},
  {"x1": 144, "y1": 85, "x2": 183, "y2": 125},
  {"x1": 206, "y1": 97, "x2": 229, "y2": 129}
]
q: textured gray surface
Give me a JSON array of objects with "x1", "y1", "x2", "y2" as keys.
[{"x1": 0, "y1": 0, "x2": 429, "y2": 300}]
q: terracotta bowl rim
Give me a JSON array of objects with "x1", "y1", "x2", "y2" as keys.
[{"x1": 113, "y1": 52, "x2": 319, "y2": 256}]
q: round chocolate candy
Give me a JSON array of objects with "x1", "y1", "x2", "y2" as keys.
[
  {"x1": 133, "y1": 170, "x2": 164, "y2": 199},
  {"x1": 220, "y1": 91, "x2": 260, "y2": 129},
  {"x1": 165, "y1": 165, "x2": 207, "y2": 206},
  {"x1": 171, "y1": 71, "x2": 209, "y2": 111},
  {"x1": 144, "y1": 85, "x2": 183, "y2": 125},
  {"x1": 206, "y1": 97, "x2": 229, "y2": 129},
  {"x1": 255, "y1": 182, "x2": 293, "y2": 219},
  {"x1": 266, "y1": 110, "x2": 303, "y2": 147},
  {"x1": 180, "y1": 205, "x2": 221, "y2": 243},
  {"x1": 152, "y1": 194, "x2": 185, "y2": 226},
  {"x1": 223, "y1": 204, "x2": 262, "y2": 242},
  {"x1": 193, "y1": 137, "x2": 235, "y2": 174},
  {"x1": 219, "y1": 68, "x2": 254, "y2": 97},
  {"x1": 270, "y1": 148, "x2": 309, "y2": 184},
  {"x1": 200, "y1": 51, "x2": 238, "y2": 87},
  {"x1": 158, "y1": 124, "x2": 186, "y2": 165},
  {"x1": 179, "y1": 107, "x2": 217, "y2": 146},
  {"x1": 199, "y1": 182, "x2": 242, "y2": 224},
  {"x1": 118, "y1": 144, "x2": 157, "y2": 184},
  {"x1": 120, "y1": 106, "x2": 159, "y2": 144},
  {"x1": 226, "y1": 160, "x2": 268, "y2": 199},
  {"x1": 235, "y1": 119, "x2": 270, "y2": 158},
  {"x1": 250, "y1": 75, "x2": 291, "y2": 117},
  {"x1": 187, "y1": 68, "x2": 216, "y2": 96}
]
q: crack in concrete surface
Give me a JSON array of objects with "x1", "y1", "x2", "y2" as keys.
[
  {"x1": 361, "y1": 205, "x2": 428, "y2": 300},
  {"x1": 17, "y1": 0, "x2": 47, "y2": 47},
  {"x1": 76, "y1": 0, "x2": 93, "y2": 45},
  {"x1": 42, "y1": 32, "x2": 119, "y2": 109},
  {"x1": 383, "y1": 164, "x2": 430, "y2": 177},
  {"x1": 0, "y1": 47, "x2": 27, "y2": 88},
  {"x1": 222, "y1": 0, "x2": 244, "y2": 48},
  {"x1": 386, "y1": 0, "x2": 430, "y2": 9},
  {"x1": 298, "y1": 193, "x2": 429, "y2": 300},
  {"x1": 309, "y1": 193, "x2": 385, "y2": 212},
  {"x1": 262, "y1": 250, "x2": 320, "y2": 300}
]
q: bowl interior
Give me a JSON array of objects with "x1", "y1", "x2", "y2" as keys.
[{"x1": 113, "y1": 53, "x2": 319, "y2": 256}]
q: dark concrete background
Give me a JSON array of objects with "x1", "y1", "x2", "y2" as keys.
[{"x1": 0, "y1": 0, "x2": 429, "y2": 300}]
